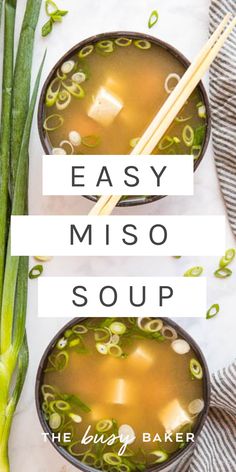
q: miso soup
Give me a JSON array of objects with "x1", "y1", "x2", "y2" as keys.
[
  {"x1": 42, "y1": 35, "x2": 207, "y2": 160},
  {"x1": 39, "y1": 318, "x2": 207, "y2": 470}
]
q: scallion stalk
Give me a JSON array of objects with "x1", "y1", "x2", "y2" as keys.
[{"x1": 10, "y1": 0, "x2": 42, "y2": 191}]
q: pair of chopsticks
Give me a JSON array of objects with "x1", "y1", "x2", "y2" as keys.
[{"x1": 89, "y1": 13, "x2": 236, "y2": 217}]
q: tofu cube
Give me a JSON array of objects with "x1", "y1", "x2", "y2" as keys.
[{"x1": 88, "y1": 87, "x2": 123, "y2": 126}]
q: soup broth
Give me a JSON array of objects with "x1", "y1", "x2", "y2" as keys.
[
  {"x1": 40, "y1": 318, "x2": 206, "y2": 470},
  {"x1": 42, "y1": 35, "x2": 207, "y2": 159}
]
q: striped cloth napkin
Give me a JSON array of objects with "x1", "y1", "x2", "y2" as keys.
[
  {"x1": 175, "y1": 363, "x2": 236, "y2": 472},
  {"x1": 209, "y1": 0, "x2": 236, "y2": 235},
  {"x1": 176, "y1": 2, "x2": 236, "y2": 470}
]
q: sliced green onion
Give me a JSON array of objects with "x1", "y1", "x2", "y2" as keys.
[
  {"x1": 150, "y1": 450, "x2": 169, "y2": 464},
  {"x1": 55, "y1": 400, "x2": 70, "y2": 411},
  {"x1": 175, "y1": 115, "x2": 192, "y2": 123},
  {"x1": 61, "y1": 60, "x2": 75, "y2": 75},
  {"x1": 57, "y1": 68, "x2": 67, "y2": 80},
  {"x1": 219, "y1": 248, "x2": 236, "y2": 268},
  {"x1": 161, "y1": 325, "x2": 177, "y2": 340},
  {"x1": 108, "y1": 344, "x2": 123, "y2": 358},
  {"x1": 45, "y1": 0, "x2": 57, "y2": 16},
  {"x1": 188, "y1": 398, "x2": 204, "y2": 415},
  {"x1": 134, "y1": 39, "x2": 151, "y2": 50},
  {"x1": 82, "y1": 135, "x2": 101, "y2": 148},
  {"x1": 110, "y1": 322, "x2": 126, "y2": 335},
  {"x1": 137, "y1": 317, "x2": 152, "y2": 331},
  {"x1": 96, "y1": 40, "x2": 114, "y2": 54},
  {"x1": 60, "y1": 140, "x2": 74, "y2": 155},
  {"x1": 68, "y1": 441, "x2": 82, "y2": 457},
  {"x1": 96, "y1": 342, "x2": 108, "y2": 355},
  {"x1": 214, "y1": 267, "x2": 232, "y2": 278},
  {"x1": 94, "y1": 327, "x2": 111, "y2": 342},
  {"x1": 69, "y1": 413, "x2": 82, "y2": 423},
  {"x1": 145, "y1": 319, "x2": 163, "y2": 332},
  {"x1": 130, "y1": 137, "x2": 140, "y2": 148},
  {"x1": 118, "y1": 465, "x2": 131, "y2": 472},
  {"x1": 206, "y1": 303, "x2": 219, "y2": 320},
  {"x1": 64, "y1": 329, "x2": 73, "y2": 338},
  {"x1": 191, "y1": 145, "x2": 202, "y2": 160},
  {"x1": 78, "y1": 45, "x2": 94, "y2": 58},
  {"x1": 164, "y1": 73, "x2": 180, "y2": 94},
  {"x1": 148, "y1": 10, "x2": 159, "y2": 29},
  {"x1": 103, "y1": 453, "x2": 122, "y2": 465},
  {"x1": 62, "y1": 79, "x2": 85, "y2": 98},
  {"x1": 56, "y1": 90, "x2": 71, "y2": 110},
  {"x1": 43, "y1": 114, "x2": 64, "y2": 131},
  {"x1": 56, "y1": 337, "x2": 68, "y2": 349},
  {"x1": 96, "y1": 419, "x2": 113, "y2": 432},
  {"x1": 173, "y1": 136, "x2": 181, "y2": 144},
  {"x1": 72, "y1": 72, "x2": 86, "y2": 84},
  {"x1": 42, "y1": 384, "x2": 57, "y2": 397},
  {"x1": 171, "y1": 339, "x2": 190, "y2": 355},
  {"x1": 49, "y1": 412, "x2": 62, "y2": 430},
  {"x1": 29, "y1": 265, "x2": 43, "y2": 279},
  {"x1": 46, "y1": 77, "x2": 61, "y2": 107},
  {"x1": 72, "y1": 324, "x2": 88, "y2": 334},
  {"x1": 52, "y1": 147, "x2": 66, "y2": 155},
  {"x1": 115, "y1": 37, "x2": 132, "y2": 47},
  {"x1": 83, "y1": 453, "x2": 97, "y2": 466},
  {"x1": 54, "y1": 351, "x2": 69, "y2": 371},
  {"x1": 183, "y1": 125, "x2": 194, "y2": 147},
  {"x1": 190, "y1": 358, "x2": 203, "y2": 380},
  {"x1": 69, "y1": 338, "x2": 80, "y2": 347},
  {"x1": 193, "y1": 125, "x2": 206, "y2": 146},
  {"x1": 158, "y1": 136, "x2": 174, "y2": 150},
  {"x1": 69, "y1": 130, "x2": 82, "y2": 147},
  {"x1": 184, "y1": 266, "x2": 203, "y2": 277},
  {"x1": 197, "y1": 102, "x2": 206, "y2": 119}
]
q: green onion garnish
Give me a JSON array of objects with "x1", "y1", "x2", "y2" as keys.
[
  {"x1": 78, "y1": 45, "x2": 94, "y2": 58},
  {"x1": 182, "y1": 125, "x2": 194, "y2": 147},
  {"x1": 62, "y1": 79, "x2": 85, "y2": 99},
  {"x1": 115, "y1": 37, "x2": 132, "y2": 47},
  {"x1": 175, "y1": 115, "x2": 192, "y2": 123},
  {"x1": 184, "y1": 266, "x2": 203, "y2": 277},
  {"x1": 206, "y1": 303, "x2": 219, "y2": 320},
  {"x1": 103, "y1": 453, "x2": 122, "y2": 465},
  {"x1": 191, "y1": 145, "x2": 202, "y2": 160},
  {"x1": 107, "y1": 344, "x2": 123, "y2": 358},
  {"x1": 96, "y1": 342, "x2": 108, "y2": 355},
  {"x1": 214, "y1": 267, "x2": 232, "y2": 278},
  {"x1": 56, "y1": 90, "x2": 71, "y2": 110},
  {"x1": 82, "y1": 135, "x2": 101, "y2": 148},
  {"x1": 148, "y1": 10, "x2": 159, "y2": 29},
  {"x1": 49, "y1": 412, "x2": 62, "y2": 430},
  {"x1": 43, "y1": 114, "x2": 64, "y2": 131},
  {"x1": 158, "y1": 136, "x2": 174, "y2": 150},
  {"x1": 96, "y1": 419, "x2": 113, "y2": 433},
  {"x1": 219, "y1": 248, "x2": 235, "y2": 268},
  {"x1": 134, "y1": 39, "x2": 151, "y2": 50},
  {"x1": 72, "y1": 324, "x2": 88, "y2": 334},
  {"x1": 190, "y1": 358, "x2": 203, "y2": 380},
  {"x1": 46, "y1": 77, "x2": 61, "y2": 107},
  {"x1": 149, "y1": 450, "x2": 169, "y2": 464},
  {"x1": 110, "y1": 321, "x2": 126, "y2": 335},
  {"x1": 29, "y1": 265, "x2": 43, "y2": 279},
  {"x1": 54, "y1": 351, "x2": 69, "y2": 371},
  {"x1": 42, "y1": 1, "x2": 68, "y2": 37},
  {"x1": 96, "y1": 40, "x2": 114, "y2": 54}
]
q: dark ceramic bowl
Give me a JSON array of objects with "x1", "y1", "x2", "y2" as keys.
[
  {"x1": 38, "y1": 32, "x2": 211, "y2": 208},
  {"x1": 35, "y1": 317, "x2": 211, "y2": 472}
]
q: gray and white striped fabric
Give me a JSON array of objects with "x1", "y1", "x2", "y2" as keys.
[
  {"x1": 175, "y1": 362, "x2": 236, "y2": 472},
  {"x1": 209, "y1": 0, "x2": 236, "y2": 235}
]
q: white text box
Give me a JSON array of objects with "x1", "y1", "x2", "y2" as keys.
[
  {"x1": 11, "y1": 215, "x2": 225, "y2": 256},
  {"x1": 42, "y1": 155, "x2": 194, "y2": 196},
  {"x1": 38, "y1": 277, "x2": 207, "y2": 318}
]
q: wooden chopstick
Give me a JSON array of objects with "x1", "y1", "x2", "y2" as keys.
[{"x1": 89, "y1": 13, "x2": 234, "y2": 216}]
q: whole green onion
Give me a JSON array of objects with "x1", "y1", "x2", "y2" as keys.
[{"x1": 11, "y1": 0, "x2": 42, "y2": 191}]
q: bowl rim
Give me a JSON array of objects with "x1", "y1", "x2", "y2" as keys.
[
  {"x1": 38, "y1": 31, "x2": 211, "y2": 208},
  {"x1": 35, "y1": 316, "x2": 211, "y2": 472}
]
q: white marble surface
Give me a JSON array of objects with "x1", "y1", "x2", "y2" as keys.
[{"x1": 7, "y1": 0, "x2": 236, "y2": 470}]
